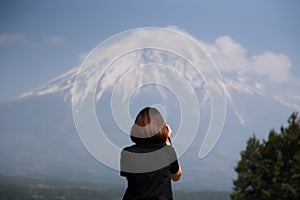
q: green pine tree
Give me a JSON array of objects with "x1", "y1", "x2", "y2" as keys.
[{"x1": 232, "y1": 113, "x2": 300, "y2": 200}]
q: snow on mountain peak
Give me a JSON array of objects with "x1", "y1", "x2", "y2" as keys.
[
  {"x1": 14, "y1": 29, "x2": 300, "y2": 119},
  {"x1": 15, "y1": 67, "x2": 78, "y2": 102}
]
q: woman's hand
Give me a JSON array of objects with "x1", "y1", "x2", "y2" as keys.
[
  {"x1": 166, "y1": 124, "x2": 172, "y2": 145},
  {"x1": 166, "y1": 124, "x2": 172, "y2": 138},
  {"x1": 170, "y1": 165, "x2": 182, "y2": 182}
]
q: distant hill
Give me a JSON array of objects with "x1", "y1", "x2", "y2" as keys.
[{"x1": 0, "y1": 175, "x2": 230, "y2": 200}]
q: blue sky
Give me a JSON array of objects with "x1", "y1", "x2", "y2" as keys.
[{"x1": 0, "y1": 0, "x2": 299, "y2": 102}]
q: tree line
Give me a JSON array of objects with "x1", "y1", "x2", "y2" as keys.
[{"x1": 232, "y1": 113, "x2": 300, "y2": 199}]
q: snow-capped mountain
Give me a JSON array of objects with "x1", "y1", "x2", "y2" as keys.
[
  {"x1": 1, "y1": 29, "x2": 299, "y2": 191},
  {"x1": 14, "y1": 38, "x2": 300, "y2": 124},
  {"x1": 15, "y1": 28, "x2": 300, "y2": 120}
]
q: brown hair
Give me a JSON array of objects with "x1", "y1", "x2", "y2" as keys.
[{"x1": 131, "y1": 107, "x2": 168, "y2": 144}]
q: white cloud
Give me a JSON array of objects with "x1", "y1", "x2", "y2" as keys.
[
  {"x1": 42, "y1": 35, "x2": 67, "y2": 45},
  {"x1": 205, "y1": 36, "x2": 292, "y2": 82},
  {"x1": 251, "y1": 51, "x2": 291, "y2": 82},
  {"x1": 0, "y1": 33, "x2": 67, "y2": 48},
  {"x1": 205, "y1": 36, "x2": 248, "y2": 74},
  {"x1": 202, "y1": 34, "x2": 299, "y2": 112},
  {"x1": 0, "y1": 33, "x2": 26, "y2": 46}
]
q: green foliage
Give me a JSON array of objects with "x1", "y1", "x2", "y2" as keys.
[{"x1": 232, "y1": 113, "x2": 300, "y2": 199}]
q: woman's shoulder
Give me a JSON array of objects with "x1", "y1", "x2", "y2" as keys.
[
  {"x1": 122, "y1": 145, "x2": 135, "y2": 150},
  {"x1": 122, "y1": 143, "x2": 175, "y2": 154}
]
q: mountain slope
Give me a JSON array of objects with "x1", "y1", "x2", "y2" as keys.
[{"x1": 1, "y1": 35, "x2": 299, "y2": 191}]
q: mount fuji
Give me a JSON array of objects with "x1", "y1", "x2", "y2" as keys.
[{"x1": 1, "y1": 31, "x2": 299, "y2": 191}]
